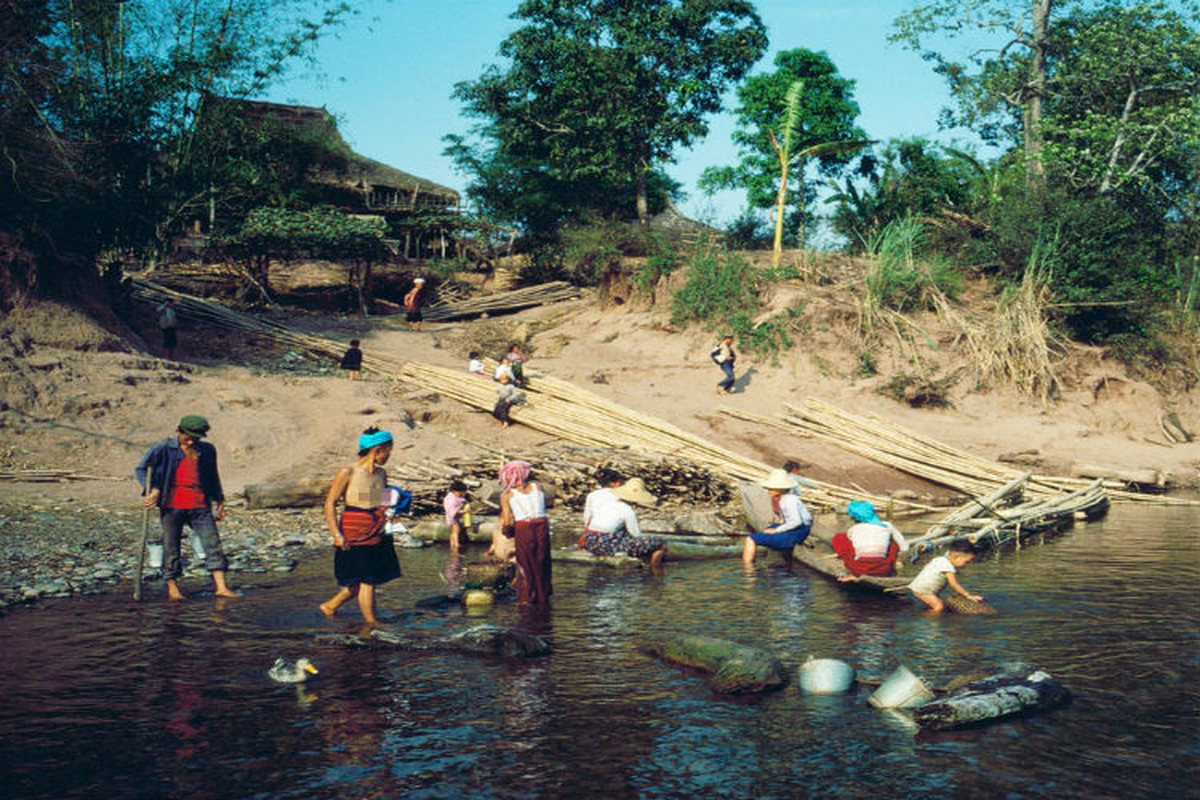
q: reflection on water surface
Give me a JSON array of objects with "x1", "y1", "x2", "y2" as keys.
[{"x1": 0, "y1": 504, "x2": 1196, "y2": 799}]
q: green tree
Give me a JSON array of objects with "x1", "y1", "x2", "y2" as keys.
[
  {"x1": 446, "y1": 0, "x2": 768, "y2": 236},
  {"x1": 2, "y1": 0, "x2": 354, "y2": 286},
  {"x1": 699, "y1": 49, "x2": 866, "y2": 261},
  {"x1": 219, "y1": 206, "x2": 388, "y2": 312},
  {"x1": 891, "y1": 0, "x2": 1052, "y2": 188},
  {"x1": 827, "y1": 138, "x2": 989, "y2": 251}
]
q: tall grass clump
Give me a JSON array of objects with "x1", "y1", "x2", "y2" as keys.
[
  {"x1": 861, "y1": 217, "x2": 962, "y2": 332},
  {"x1": 936, "y1": 239, "x2": 1063, "y2": 404}
]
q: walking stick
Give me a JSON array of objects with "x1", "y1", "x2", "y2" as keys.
[{"x1": 133, "y1": 505, "x2": 150, "y2": 602}]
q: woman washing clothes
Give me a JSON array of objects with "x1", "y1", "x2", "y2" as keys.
[
  {"x1": 833, "y1": 500, "x2": 909, "y2": 580},
  {"x1": 579, "y1": 469, "x2": 667, "y2": 569},
  {"x1": 743, "y1": 469, "x2": 812, "y2": 565}
]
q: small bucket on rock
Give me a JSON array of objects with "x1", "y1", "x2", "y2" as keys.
[{"x1": 869, "y1": 665, "x2": 935, "y2": 709}]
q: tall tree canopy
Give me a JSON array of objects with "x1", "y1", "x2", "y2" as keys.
[
  {"x1": 1, "y1": 0, "x2": 353, "y2": 301},
  {"x1": 446, "y1": 0, "x2": 768, "y2": 236},
  {"x1": 891, "y1": 0, "x2": 1199, "y2": 199},
  {"x1": 699, "y1": 48, "x2": 865, "y2": 251},
  {"x1": 890, "y1": 0, "x2": 1200, "y2": 341}
]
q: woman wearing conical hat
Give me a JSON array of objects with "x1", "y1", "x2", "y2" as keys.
[
  {"x1": 579, "y1": 469, "x2": 667, "y2": 569},
  {"x1": 744, "y1": 469, "x2": 812, "y2": 565}
]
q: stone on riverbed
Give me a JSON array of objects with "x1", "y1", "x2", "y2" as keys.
[
  {"x1": 371, "y1": 625, "x2": 551, "y2": 658},
  {"x1": 641, "y1": 635, "x2": 788, "y2": 694}
]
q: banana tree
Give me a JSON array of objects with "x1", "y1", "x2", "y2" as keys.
[{"x1": 768, "y1": 80, "x2": 873, "y2": 266}]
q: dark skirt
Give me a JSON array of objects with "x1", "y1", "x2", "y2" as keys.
[
  {"x1": 514, "y1": 518, "x2": 552, "y2": 605},
  {"x1": 580, "y1": 528, "x2": 666, "y2": 559},
  {"x1": 334, "y1": 538, "x2": 402, "y2": 587}
]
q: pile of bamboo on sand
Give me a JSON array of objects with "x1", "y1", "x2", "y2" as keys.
[
  {"x1": 721, "y1": 397, "x2": 1194, "y2": 506},
  {"x1": 131, "y1": 279, "x2": 408, "y2": 375},
  {"x1": 398, "y1": 361, "x2": 933, "y2": 517},
  {"x1": 422, "y1": 282, "x2": 580, "y2": 321}
]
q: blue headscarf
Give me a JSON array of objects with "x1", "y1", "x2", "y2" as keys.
[
  {"x1": 847, "y1": 500, "x2": 882, "y2": 525},
  {"x1": 358, "y1": 429, "x2": 394, "y2": 452}
]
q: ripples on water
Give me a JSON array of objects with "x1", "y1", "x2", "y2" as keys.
[{"x1": 0, "y1": 504, "x2": 1196, "y2": 799}]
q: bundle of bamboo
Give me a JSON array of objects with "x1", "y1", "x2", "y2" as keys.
[
  {"x1": 722, "y1": 397, "x2": 1193, "y2": 506},
  {"x1": 422, "y1": 282, "x2": 580, "y2": 321},
  {"x1": 398, "y1": 361, "x2": 930, "y2": 515}
]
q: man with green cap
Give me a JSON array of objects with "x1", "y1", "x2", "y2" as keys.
[{"x1": 135, "y1": 415, "x2": 239, "y2": 600}]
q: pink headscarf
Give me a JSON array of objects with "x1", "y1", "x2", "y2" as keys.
[{"x1": 498, "y1": 460, "x2": 532, "y2": 491}]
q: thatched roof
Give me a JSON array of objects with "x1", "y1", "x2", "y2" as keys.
[{"x1": 205, "y1": 96, "x2": 460, "y2": 209}]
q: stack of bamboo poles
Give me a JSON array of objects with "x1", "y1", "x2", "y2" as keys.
[
  {"x1": 909, "y1": 474, "x2": 1109, "y2": 554},
  {"x1": 0, "y1": 469, "x2": 122, "y2": 482},
  {"x1": 398, "y1": 361, "x2": 932, "y2": 515},
  {"x1": 422, "y1": 282, "x2": 579, "y2": 321},
  {"x1": 721, "y1": 397, "x2": 1195, "y2": 506}
]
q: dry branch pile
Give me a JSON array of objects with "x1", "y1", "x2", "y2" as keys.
[{"x1": 278, "y1": 444, "x2": 734, "y2": 519}]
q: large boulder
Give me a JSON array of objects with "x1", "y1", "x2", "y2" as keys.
[{"x1": 641, "y1": 634, "x2": 788, "y2": 694}]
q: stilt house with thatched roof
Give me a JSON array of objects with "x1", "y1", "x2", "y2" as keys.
[{"x1": 184, "y1": 96, "x2": 460, "y2": 259}]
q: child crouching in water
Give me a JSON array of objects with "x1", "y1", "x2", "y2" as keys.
[{"x1": 909, "y1": 540, "x2": 983, "y2": 613}]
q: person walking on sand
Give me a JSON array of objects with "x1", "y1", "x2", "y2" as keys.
[
  {"x1": 135, "y1": 415, "x2": 239, "y2": 600},
  {"x1": 499, "y1": 460, "x2": 551, "y2": 606},
  {"x1": 404, "y1": 277, "x2": 426, "y2": 331},
  {"x1": 156, "y1": 298, "x2": 179, "y2": 360},
  {"x1": 711, "y1": 333, "x2": 736, "y2": 395},
  {"x1": 319, "y1": 427, "x2": 403, "y2": 626}
]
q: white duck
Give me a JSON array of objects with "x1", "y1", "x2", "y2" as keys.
[{"x1": 268, "y1": 657, "x2": 319, "y2": 683}]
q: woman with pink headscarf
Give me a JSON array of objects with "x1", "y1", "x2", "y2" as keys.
[{"x1": 498, "y1": 460, "x2": 551, "y2": 606}]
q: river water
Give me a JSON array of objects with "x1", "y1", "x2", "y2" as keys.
[{"x1": 0, "y1": 503, "x2": 1196, "y2": 800}]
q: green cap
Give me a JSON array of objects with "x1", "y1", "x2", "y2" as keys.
[{"x1": 178, "y1": 415, "x2": 210, "y2": 437}]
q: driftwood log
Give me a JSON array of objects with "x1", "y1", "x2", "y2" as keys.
[
  {"x1": 912, "y1": 662, "x2": 1071, "y2": 730},
  {"x1": 640, "y1": 635, "x2": 788, "y2": 694},
  {"x1": 244, "y1": 477, "x2": 331, "y2": 509}
]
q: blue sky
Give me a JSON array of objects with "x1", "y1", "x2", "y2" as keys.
[{"x1": 267, "y1": 0, "x2": 996, "y2": 239}]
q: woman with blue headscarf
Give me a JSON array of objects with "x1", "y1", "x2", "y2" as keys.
[
  {"x1": 832, "y1": 501, "x2": 909, "y2": 579},
  {"x1": 319, "y1": 426, "x2": 402, "y2": 625}
]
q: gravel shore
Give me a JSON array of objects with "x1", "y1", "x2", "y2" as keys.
[{"x1": 0, "y1": 500, "x2": 337, "y2": 610}]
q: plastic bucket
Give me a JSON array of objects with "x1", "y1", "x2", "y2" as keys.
[
  {"x1": 869, "y1": 665, "x2": 935, "y2": 709},
  {"x1": 798, "y1": 657, "x2": 856, "y2": 694},
  {"x1": 147, "y1": 543, "x2": 164, "y2": 569},
  {"x1": 190, "y1": 532, "x2": 207, "y2": 561}
]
